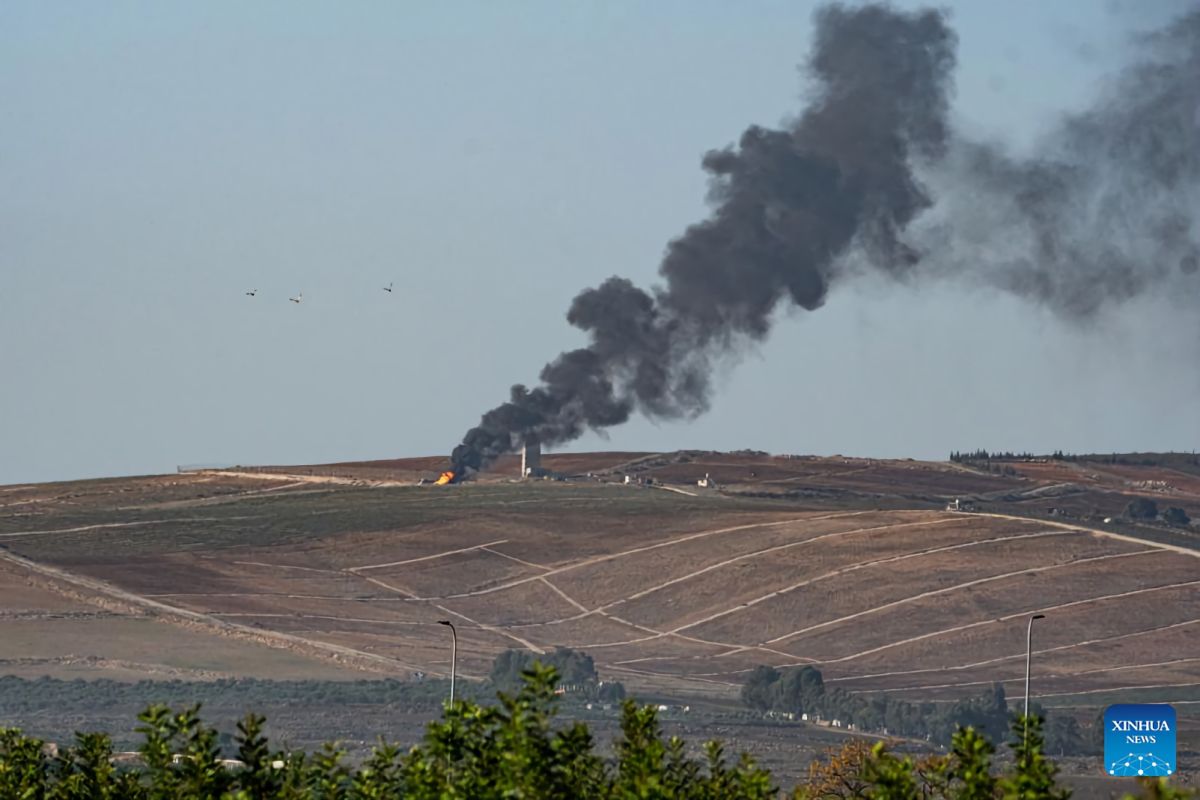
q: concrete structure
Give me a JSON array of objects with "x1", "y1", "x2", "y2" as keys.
[{"x1": 521, "y1": 437, "x2": 542, "y2": 478}]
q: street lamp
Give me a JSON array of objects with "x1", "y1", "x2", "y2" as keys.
[
  {"x1": 437, "y1": 620, "x2": 457, "y2": 706},
  {"x1": 1023, "y1": 613, "x2": 1045, "y2": 747}
]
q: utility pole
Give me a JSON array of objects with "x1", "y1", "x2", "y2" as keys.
[
  {"x1": 437, "y1": 620, "x2": 457, "y2": 706},
  {"x1": 1024, "y1": 613, "x2": 1045, "y2": 748}
]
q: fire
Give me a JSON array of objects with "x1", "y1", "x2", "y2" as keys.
[{"x1": 434, "y1": 471, "x2": 455, "y2": 486}]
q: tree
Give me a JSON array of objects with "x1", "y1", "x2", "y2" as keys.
[
  {"x1": 1125, "y1": 497, "x2": 1159, "y2": 520},
  {"x1": 1000, "y1": 714, "x2": 1070, "y2": 800},
  {"x1": 1162, "y1": 507, "x2": 1191, "y2": 526},
  {"x1": 773, "y1": 666, "x2": 825, "y2": 714},
  {"x1": 488, "y1": 649, "x2": 530, "y2": 691},
  {"x1": 793, "y1": 738, "x2": 875, "y2": 799},
  {"x1": 488, "y1": 646, "x2": 600, "y2": 692},
  {"x1": 1044, "y1": 714, "x2": 1085, "y2": 757},
  {"x1": 595, "y1": 680, "x2": 626, "y2": 703},
  {"x1": 740, "y1": 665, "x2": 780, "y2": 711},
  {"x1": 2, "y1": 672, "x2": 1195, "y2": 799}
]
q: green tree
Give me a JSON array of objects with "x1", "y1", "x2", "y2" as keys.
[
  {"x1": 1125, "y1": 497, "x2": 1159, "y2": 520},
  {"x1": 1162, "y1": 507, "x2": 1191, "y2": 526},
  {"x1": 946, "y1": 726, "x2": 997, "y2": 800},
  {"x1": 1043, "y1": 714, "x2": 1085, "y2": 757},
  {"x1": 488, "y1": 647, "x2": 610, "y2": 696},
  {"x1": 1000, "y1": 714, "x2": 1069, "y2": 800},
  {"x1": 4, "y1": 671, "x2": 1198, "y2": 799},
  {"x1": 740, "y1": 666, "x2": 780, "y2": 711}
]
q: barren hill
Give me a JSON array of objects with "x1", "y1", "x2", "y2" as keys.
[{"x1": 1, "y1": 451, "x2": 1195, "y2": 717}]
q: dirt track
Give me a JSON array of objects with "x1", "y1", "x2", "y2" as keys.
[
  {"x1": 2, "y1": 455, "x2": 1196, "y2": 704},
  {"x1": 0, "y1": 548, "x2": 431, "y2": 677}
]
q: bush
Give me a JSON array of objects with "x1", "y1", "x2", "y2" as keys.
[
  {"x1": 0, "y1": 665, "x2": 775, "y2": 799},
  {"x1": 1163, "y1": 507, "x2": 1191, "y2": 526},
  {"x1": 0, "y1": 671, "x2": 1194, "y2": 798},
  {"x1": 1126, "y1": 497, "x2": 1159, "y2": 520}
]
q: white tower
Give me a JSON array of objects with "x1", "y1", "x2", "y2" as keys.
[{"x1": 521, "y1": 437, "x2": 542, "y2": 477}]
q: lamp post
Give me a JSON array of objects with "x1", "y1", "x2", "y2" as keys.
[
  {"x1": 1023, "y1": 613, "x2": 1045, "y2": 747},
  {"x1": 437, "y1": 620, "x2": 457, "y2": 706}
]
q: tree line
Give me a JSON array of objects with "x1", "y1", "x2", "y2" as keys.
[
  {"x1": 0, "y1": 675, "x2": 468, "y2": 716},
  {"x1": 1125, "y1": 498, "x2": 1191, "y2": 527},
  {"x1": 0, "y1": 648, "x2": 627, "y2": 720},
  {"x1": 740, "y1": 666, "x2": 1093, "y2": 756},
  {"x1": 1, "y1": 664, "x2": 1190, "y2": 799},
  {"x1": 949, "y1": 450, "x2": 1040, "y2": 463},
  {"x1": 950, "y1": 450, "x2": 1200, "y2": 468}
]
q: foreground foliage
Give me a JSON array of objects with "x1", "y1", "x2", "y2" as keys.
[{"x1": 0, "y1": 665, "x2": 1191, "y2": 799}]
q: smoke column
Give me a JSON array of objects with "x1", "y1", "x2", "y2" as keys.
[
  {"x1": 449, "y1": 3, "x2": 1200, "y2": 475},
  {"x1": 906, "y1": 4, "x2": 1200, "y2": 318}
]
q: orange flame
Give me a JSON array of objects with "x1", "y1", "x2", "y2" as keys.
[{"x1": 434, "y1": 471, "x2": 455, "y2": 486}]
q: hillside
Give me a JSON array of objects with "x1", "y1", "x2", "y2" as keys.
[{"x1": 1, "y1": 450, "x2": 1197, "y2": 772}]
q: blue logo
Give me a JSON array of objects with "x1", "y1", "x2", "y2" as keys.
[{"x1": 1104, "y1": 704, "x2": 1175, "y2": 777}]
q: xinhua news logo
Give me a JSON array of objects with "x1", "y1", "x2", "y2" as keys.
[{"x1": 1104, "y1": 704, "x2": 1176, "y2": 777}]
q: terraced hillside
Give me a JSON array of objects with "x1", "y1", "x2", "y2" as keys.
[{"x1": 1, "y1": 457, "x2": 1195, "y2": 714}]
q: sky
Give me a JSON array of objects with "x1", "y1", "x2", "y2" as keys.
[{"x1": 2, "y1": 1, "x2": 1198, "y2": 485}]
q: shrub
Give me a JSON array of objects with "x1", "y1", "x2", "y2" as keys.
[
  {"x1": 1126, "y1": 498, "x2": 1159, "y2": 520},
  {"x1": 1162, "y1": 507, "x2": 1191, "y2": 526},
  {"x1": 0, "y1": 671, "x2": 1194, "y2": 799}
]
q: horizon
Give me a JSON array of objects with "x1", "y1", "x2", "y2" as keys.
[
  {"x1": 4, "y1": 1, "x2": 1199, "y2": 485},
  {"x1": 14, "y1": 445, "x2": 1200, "y2": 488}
]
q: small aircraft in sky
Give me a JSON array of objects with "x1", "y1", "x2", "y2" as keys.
[
  {"x1": 245, "y1": 289, "x2": 257, "y2": 297},
  {"x1": 289, "y1": 292, "x2": 303, "y2": 304},
  {"x1": 383, "y1": 282, "x2": 393, "y2": 293}
]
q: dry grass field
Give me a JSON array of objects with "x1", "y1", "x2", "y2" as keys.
[
  {"x1": 0, "y1": 557, "x2": 356, "y2": 681},
  {"x1": 1, "y1": 453, "x2": 1195, "y2": 710}
]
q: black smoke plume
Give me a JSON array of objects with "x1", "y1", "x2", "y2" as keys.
[
  {"x1": 449, "y1": 2, "x2": 1199, "y2": 475},
  {"x1": 905, "y1": 5, "x2": 1200, "y2": 318}
]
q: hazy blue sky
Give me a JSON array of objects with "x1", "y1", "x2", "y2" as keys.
[{"x1": 3, "y1": 1, "x2": 1197, "y2": 485}]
